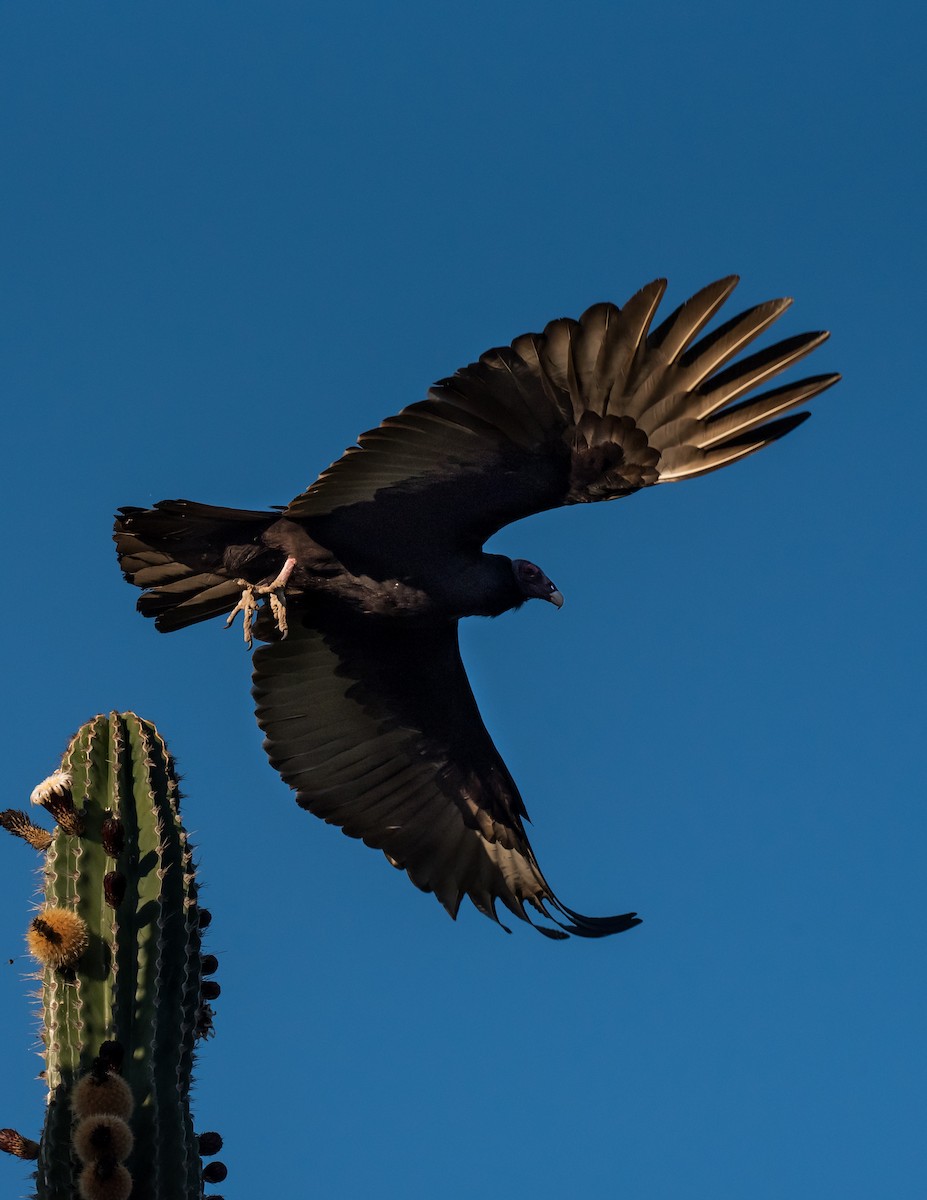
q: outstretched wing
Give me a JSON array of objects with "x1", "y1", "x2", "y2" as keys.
[
  {"x1": 286, "y1": 276, "x2": 839, "y2": 557},
  {"x1": 252, "y1": 605, "x2": 639, "y2": 939}
]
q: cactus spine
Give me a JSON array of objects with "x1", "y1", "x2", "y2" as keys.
[{"x1": 2, "y1": 712, "x2": 225, "y2": 1200}]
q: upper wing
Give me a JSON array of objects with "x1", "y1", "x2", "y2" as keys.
[
  {"x1": 251, "y1": 605, "x2": 639, "y2": 938},
  {"x1": 286, "y1": 276, "x2": 839, "y2": 555}
]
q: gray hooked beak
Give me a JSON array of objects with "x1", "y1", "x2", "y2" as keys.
[{"x1": 547, "y1": 588, "x2": 564, "y2": 609}]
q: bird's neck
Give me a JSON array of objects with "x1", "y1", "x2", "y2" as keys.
[{"x1": 443, "y1": 553, "x2": 524, "y2": 619}]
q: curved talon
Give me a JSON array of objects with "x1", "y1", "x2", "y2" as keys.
[
  {"x1": 267, "y1": 587, "x2": 288, "y2": 639},
  {"x1": 225, "y1": 585, "x2": 260, "y2": 646},
  {"x1": 225, "y1": 556, "x2": 297, "y2": 649}
]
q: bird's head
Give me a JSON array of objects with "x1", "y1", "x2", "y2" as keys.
[{"x1": 511, "y1": 558, "x2": 564, "y2": 608}]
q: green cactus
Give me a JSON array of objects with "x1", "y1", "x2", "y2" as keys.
[{"x1": 1, "y1": 712, "x2": 226, "y2": 1200}]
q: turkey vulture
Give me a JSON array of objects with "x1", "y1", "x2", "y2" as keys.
[{"x1": 114, "y1": 276, "x2": 838, "y2": 939}]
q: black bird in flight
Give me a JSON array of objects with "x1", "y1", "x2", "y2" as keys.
[{"x1": 115, "y1": 276, "x2": 838, "y2": 939}]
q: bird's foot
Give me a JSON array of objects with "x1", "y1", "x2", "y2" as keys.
[{"x1": 225, "y1": 556, "x2": 297, "y2": 648}]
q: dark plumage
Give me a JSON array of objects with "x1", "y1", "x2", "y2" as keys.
[{"x1": 114, "y1": 276, "x2": 839, "y2": 938}]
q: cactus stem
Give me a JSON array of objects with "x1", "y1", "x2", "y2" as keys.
[{"x1": 5, "y1": 715, "x2": 220, "y2": 1200}]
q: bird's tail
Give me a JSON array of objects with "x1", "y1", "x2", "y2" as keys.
[{"x1": 114, "y1": 499, "x2": 278, "y2": 632}]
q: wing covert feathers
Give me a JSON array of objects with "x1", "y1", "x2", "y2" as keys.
[
  {"x1": 286, "y1": 276, "x2": 838, "y2": 537},
  {"x1": 253, "y1": 616, "x2": 640, "y2": 939}
]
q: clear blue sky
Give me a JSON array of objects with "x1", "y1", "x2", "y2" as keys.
[{"x1": 1, "y1": 4, "x2": 923, "y2": 1197}]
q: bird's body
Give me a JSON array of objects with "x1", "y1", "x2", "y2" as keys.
[{"x1": 115, "y1": 276, "x2": 839, "y2": 938}]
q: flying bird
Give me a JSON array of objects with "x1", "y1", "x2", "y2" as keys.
[{"x1": 114, "y1": 276, "x2": 838, "y2": 939}]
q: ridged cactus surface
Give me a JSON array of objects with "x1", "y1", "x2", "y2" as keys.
[{"x1": 1, "y1": 712, "x2": 226, "y2": 1200}]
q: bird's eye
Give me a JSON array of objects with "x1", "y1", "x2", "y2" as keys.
[{"x1": 523, "y1": 565, "x2": 538, "y2": 578}]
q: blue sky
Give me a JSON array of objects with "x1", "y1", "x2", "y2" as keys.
[{"x1": 1, "y1": 3, "x2": 924, "y2": 1197}]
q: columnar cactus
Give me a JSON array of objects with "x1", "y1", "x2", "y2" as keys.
[{"x1": 1, "y1": 712, "x2": 226, "y2": 1200}]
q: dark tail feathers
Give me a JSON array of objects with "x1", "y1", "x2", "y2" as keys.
[{"x1": 114, "y1": 499, "x2": 276, "y2": 632}]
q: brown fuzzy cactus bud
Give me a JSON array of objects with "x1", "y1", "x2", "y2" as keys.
[
  {"x1": 71, "y1": 1071, "x2": 135, "y2": 1121},
  {"x1": 26, "y1": 907, "x2": 89, "y2": 968},
  {"x1": 197, "y1": 1130, "x2": 223, "y2": 1156},
  {"x1": 73, "y1": 1114, "x2": 134, "y2": 1164},
  {"x1": 100, "y1": 815, "x2": 125, "y2": 856},
  {"x1": 77, "y1": 1159, "x2": 133, "y2": 1200},
  {"x1": 96, "y1": 1042, "x2": 125, "y2": 1073},
  {"x1": 0, "y1": 1128, "x2": 40, "y2": 1159},
  {"x1": 103, "y1": 871, "x2": 126, "y2": 909},
  {"x1": 0, "y1": 809, "x2": 53, "y2": 851}
]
